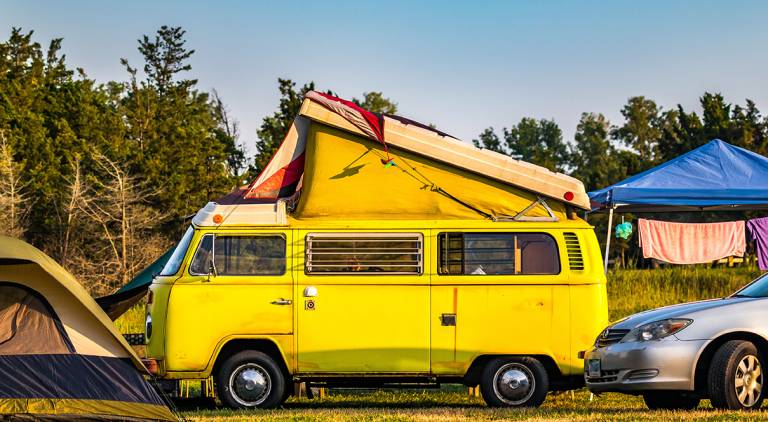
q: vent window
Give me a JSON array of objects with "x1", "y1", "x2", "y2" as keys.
[
  {"x1": 305, "y1": 233, "x2": 423, "y2": 275},
  {"x1": 563, "y1": 232, "x2": 585, "y2": 270}
]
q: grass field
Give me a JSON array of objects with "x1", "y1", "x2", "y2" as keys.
[
  {"x1": 120, "y1": 266, "x2": 767, "y2": 420},
  {"x1": 180, "y1": 390, "x2": 768, "y2": 421}
]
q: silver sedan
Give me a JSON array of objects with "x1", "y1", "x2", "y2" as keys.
[{"x1": 585, "y1": 273, "x2": 768, "y2": 410}]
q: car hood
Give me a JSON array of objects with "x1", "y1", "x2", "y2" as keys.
[{"x1": 611, "y1": 297, "x2": 756, "y2": 330}]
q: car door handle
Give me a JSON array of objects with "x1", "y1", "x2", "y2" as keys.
[{"x1": 271, "y1": 298, "x2": 292, "y2": 305}]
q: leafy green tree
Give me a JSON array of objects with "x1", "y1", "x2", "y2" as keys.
[
  {"x1": 612, "y1": 96, "x2": 663, "y2": 166},
  {"x1": 121, "y1": 26, "x2": 241, "y2": 228},
  {"x1": 353, "y1": 92, "x2": 398, "y2": 114},
  {"x1": 472, "y1": 127, "x2": 505, "y2": 153},
  {"x1": 473, "y1": 119, "x2": 568, "y2": 172},
  {"x1": 568, "y1": 113, "x2": 625, "y2": 191}
]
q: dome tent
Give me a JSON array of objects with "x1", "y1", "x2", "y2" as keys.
[{"x1": 0, "y1": 236, "x2": 176, "y2": 421}]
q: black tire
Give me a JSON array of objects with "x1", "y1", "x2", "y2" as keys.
[
  {"x1": 216, "y1": 350, "x2": 286, "y2": 409},
  {"x1": 708, "y1": 340, "x2": 765, "y2": 410},
  {"x1": 480, "y1": 357, "x2": 549, "y2": 408},
  {"x1": 643, "y1": 391, "x2": 700, "y2": 410}
]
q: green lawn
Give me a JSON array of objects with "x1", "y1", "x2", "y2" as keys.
[
  {"x1": 180, "y1": 390, "x2": 768, "y2": 421},
  {"x1": 122, "y1": 266, "x2": 767, "y2": 420}
]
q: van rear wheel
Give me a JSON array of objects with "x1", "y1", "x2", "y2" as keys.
[
  {"x1": 216, "y1": 350, "x2": 286, "y2": 409},
  {"x1": 480, "y1": 357, "x2": 548, "y2": 407}
]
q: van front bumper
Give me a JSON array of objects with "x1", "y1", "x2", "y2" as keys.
[{"x1": 584, "y1": 338, "x2": 708, "y2": 393}]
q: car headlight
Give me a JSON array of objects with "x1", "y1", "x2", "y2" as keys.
[{"x1": 621, "y1": 318, "x2": 692, "y2": 343}]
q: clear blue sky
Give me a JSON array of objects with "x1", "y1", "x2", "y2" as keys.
[{"x1": 3, "y1": 0, "x2": 768, "y2": 155}]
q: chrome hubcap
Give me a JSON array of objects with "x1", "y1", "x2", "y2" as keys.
[
  {"x1": 735, "y1": 355, "x2": 762, "y2": 407},
  {"x1": 229, "y1": 363, "x2": 271, "y2": 406},
  {"x1": 493, "y1": 363, "x2": 535, "y2": 405}
]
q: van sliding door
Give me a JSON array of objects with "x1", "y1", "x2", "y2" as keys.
[{"x1": 296, "y1": 231, "x2": 430, "y2": 373}]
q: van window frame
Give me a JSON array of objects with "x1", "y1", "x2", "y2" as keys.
[
  {"x1": 304, "y1": 232, "x2": 424, "y2": 276},
  {"x1": 188, "y1": 233, "x2": 287, "y2": 277},
  {"x1": 436, "y1": 231, "x2": 562, "y2": 276}
]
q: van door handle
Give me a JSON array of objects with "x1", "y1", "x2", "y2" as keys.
[{"x1": 271, "y1": 298, "x2": 292, "y2": 305}]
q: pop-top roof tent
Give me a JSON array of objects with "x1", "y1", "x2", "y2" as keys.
[
  {"x1": 588, "y1": 139, "x2": 768, "y2": 272},
  {"x1": 196, "y1": 91, "x2": 590, "y2": 226},
  {"x1": 0, "y1": 236, "x2": 176, "y2": 421},
  {"x1": 97, "y1": 91, "x2": 592, "y2": 318}
]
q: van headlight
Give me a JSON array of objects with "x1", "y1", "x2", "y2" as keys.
[
  {"x1": 145, "y1": 313, "x2": 153, "y2": 339},
  {"x1": 621, "y1": 319, "x2": 692, "y2": 342}
]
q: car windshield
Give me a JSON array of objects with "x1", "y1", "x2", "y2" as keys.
[
  {"x1": 732, "y1": 273, "x2": 768, "y2": 298},
  {"x1": 159, "y1": 227, "x2": 194, "y2": 276}
]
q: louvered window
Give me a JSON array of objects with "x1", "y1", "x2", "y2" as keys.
[
  {"x1": 563, "y1": 232, "x2": 585, "y2": 270},
  {"x1": 305, "y1": 233, "x2": 423, "y2": 275}
]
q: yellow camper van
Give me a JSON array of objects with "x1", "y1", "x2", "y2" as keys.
[{"x1": 143, "y1": 92, "x2": 608, "y2": 409}]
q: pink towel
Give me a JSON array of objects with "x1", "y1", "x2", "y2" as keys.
[{"x1": 638, "y1": 219, "x2": 746, "y2": 264}]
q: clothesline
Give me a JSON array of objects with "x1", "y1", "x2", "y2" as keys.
[{"x1": 616, "y1": 218, "x2": 768, "y2": 270}]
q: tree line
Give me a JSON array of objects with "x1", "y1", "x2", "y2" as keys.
[
  {"x1": 473, "y1": 95, "x2": 768, "y2": 192},
  {"x1": 2, "y1": 26, "x2": 764, "y2": 292}
]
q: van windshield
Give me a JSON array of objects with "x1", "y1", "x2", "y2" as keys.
[
  {"x1": 732, "y1": 273, "x2": 768, "y2": 298},
  {"x1": 159, "y1": 227, "x2": 194, "y2": 276}
]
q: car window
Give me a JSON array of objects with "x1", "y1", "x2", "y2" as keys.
[
  {"x1": 214, "y1": 235, "x2": 286, "y2": 276},
  {"x1": 438, "y1": 232, "x2": 560, "y2": 275},
  {"x1": 734, "y1": 273, "x2": 768, "y2": 298},
  {"x1": 159, "y1": 227, "x2": 194, "y2": 276}
]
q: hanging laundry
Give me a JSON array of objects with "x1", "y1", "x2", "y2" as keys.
[
  {"x1": 746, "y1": 217, "x2": 768, "y2": 271},
  {"x1": 638, "y1": 219, "x2": 746, "y2": 265},
  {"x1": 615, "y1": 222, "x2": 633, "y2": 239}
]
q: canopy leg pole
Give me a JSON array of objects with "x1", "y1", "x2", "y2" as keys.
[{"x1": 604, "y1": 207, "x2": 614, "y2": 274}]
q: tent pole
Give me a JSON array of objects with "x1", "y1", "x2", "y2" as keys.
[{"x1": 604, "y1": 207, "x2": 614, "y2": 274}]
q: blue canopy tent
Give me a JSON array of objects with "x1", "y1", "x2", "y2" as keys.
[{"x1": 588, "y1": 139, "x2": 768, "y2": 272}]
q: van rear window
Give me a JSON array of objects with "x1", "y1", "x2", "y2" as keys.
[
  {"x1": 438, "y1": 232, "x2": 559, "y2": 275},
  {"x1": 305, "y1": 233, "x2": 423, "y2": 275}
]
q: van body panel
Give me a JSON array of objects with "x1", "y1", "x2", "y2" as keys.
[
  {"x1": 296, "y1": 284, "x2": 430, "y2": 373},
  {"x1": 162, "y1": 334, "x2": 294, "y2": 380},
  {"x1": 163, "y1": 230, "x2": 294, "y2": 372},
  {"x1": 295, "y1": 229, "x2": 431, "y2": 373},
  {"x1": 147, "y1": 223, "x2": 608, "y2": 384}
]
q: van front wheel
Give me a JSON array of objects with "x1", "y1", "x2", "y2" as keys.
[
  {"x1": 480, "y1": 357, "x2": 549, "y2": 407},
  {"x1": 216, "y1": 350, "x2": 286, "y2": 409}
]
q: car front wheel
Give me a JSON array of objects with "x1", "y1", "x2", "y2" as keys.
[
  {"x1": 216, "y1": 350, "x2": 286, "y2": 409},
  {"x1": 480, "y1": 357, "x2": 549, "y2": 407},
  {"x1": 708, "y1": 340, "x2": 764, "y2": 410}
]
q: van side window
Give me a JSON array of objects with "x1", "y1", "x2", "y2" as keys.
[
  {"x1": 215, "y1": 236, "x2": 286, "y2": 275},
  {"x1": 438, "y1": 232, "x2": 560, "y2": 275},
  {"x1": 305, "y1": 233, "x2": 423, "y2": 275},
  {"x1": 190, "y1": 235, "x2": 286, "y2": 276}
]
